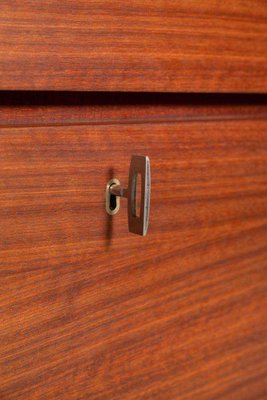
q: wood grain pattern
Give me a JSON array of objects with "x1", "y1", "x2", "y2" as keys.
[
  {"x1": 0, "y1": 100, "x2": 267, "y2": 399},
  {"x1": 1, "y1": 1, "x2": 267, "y2": 92}
]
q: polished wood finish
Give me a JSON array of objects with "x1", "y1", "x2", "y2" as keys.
[
  {"x1": 1, "y1": 98, "x2": 267, "y2": 399},
  {"x1": 1, "y1": 1, "x2": 267, "y2": 92}
]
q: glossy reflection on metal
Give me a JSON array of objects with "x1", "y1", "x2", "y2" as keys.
[
  {"x1": 106, "y1": 178, "x2": 121, "y2": 215},
  {"x1": 106, "y1": 156, "x2": 150, "y2": 236}
]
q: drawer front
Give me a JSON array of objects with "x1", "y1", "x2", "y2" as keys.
[
  {"x1": 1, "y1": 1, "x2": 267, "y2": 92},
  {"x1": 1, "y1": 99, "x2": 267, "y2": 399}
]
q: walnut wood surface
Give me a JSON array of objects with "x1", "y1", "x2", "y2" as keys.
[
  {"x1": 1, "y1": 1, "x2": 267, "y2": 92},
  {"x1": 0, "y1": 98, "x2": 267, "y2": 399}
]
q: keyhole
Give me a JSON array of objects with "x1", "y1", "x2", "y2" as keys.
[
  {"x1": 106, "y1": 178, "x2": 121, "y2": 215},
  {"x1": 109, "y1": 192, "x2": 117, "y2": 211}
]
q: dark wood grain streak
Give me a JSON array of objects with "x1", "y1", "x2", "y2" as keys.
[
  {"x1": 0, "y1": 1, "x2": 267, "y2": 92},
  {"x1": 0, "y1": 103, "x2": 267, "y2": 399}
]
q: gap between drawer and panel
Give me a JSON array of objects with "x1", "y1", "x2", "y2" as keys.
[{"x1": 1, "y1": 92, "x2": 267, "y2": 128}]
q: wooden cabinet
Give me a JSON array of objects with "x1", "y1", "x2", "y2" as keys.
[
  {"x1": 0, "y1": 2, "x2": 267, "y2": 399},
  {"x1": 1, "y1": 1, "x2": 267, "y2": 92}
]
